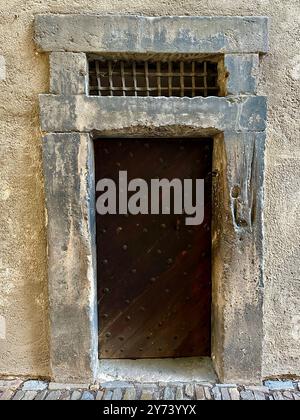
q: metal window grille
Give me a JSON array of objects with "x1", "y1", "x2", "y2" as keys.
[{"x1": 89, "y1": 59, "x2": 220, "y2": 97}]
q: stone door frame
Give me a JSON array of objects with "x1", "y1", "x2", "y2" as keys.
[{"x1": 35, "y1": 15, "x2": 269, "y2": 384}]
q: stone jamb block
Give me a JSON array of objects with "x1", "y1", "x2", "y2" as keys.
[
  {"x1": 225, "y1": 54, "x2": 260, "y2": 95},
  {"x1": 42, "y1": 133, "x2": 98, "y2": 383},
  {"x1": 49, "y1": 52, "x2": 88, "y2": 95}
]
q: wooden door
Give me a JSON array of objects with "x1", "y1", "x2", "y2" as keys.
[{"x1": 95, "y1": 138, "x2": 212, "y2": 359}]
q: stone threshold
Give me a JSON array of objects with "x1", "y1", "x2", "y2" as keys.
[{"x1": 97, "y1": 357, "x2": 217, "y2": 384}]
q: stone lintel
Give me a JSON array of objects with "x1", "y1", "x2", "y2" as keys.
[
  {"x1": 39, "y1": 95, "x2": 267, "y2": 133},
  {"x1": 35, "y1": 15, "x2": 269, "y2": 54}
]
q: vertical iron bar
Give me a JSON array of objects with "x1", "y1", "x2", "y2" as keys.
[
  {"x1": 145, "y1": 61, "x2": 150, "y2": 96},
  {"x1": 192, "y1": 62, "x2": 196, "y2": 98},
  {"x1": 204, "y1": 61, "x2": 208, "y2": 97},
  {"x1": 121, "y1": 61, "x2": 126, "y2": 96},
  {"x1": 108, "y1": 61, "x2": 113, "y2": 96},
  {"x1": 168, "y1": 61, "x2": 172, "y2": 97},
  {"x1": 96, "y1": 60, "x2": 102, "y2": 96},
  {"x1": 180, "y1": 61, "x2": 185, "y2": 97},
  {"x1": 133, "y1": 61, "x2": 138, "y2": 97},
  {"x1": 157, "y1": 62, "x2": 162, "y2": 96}
]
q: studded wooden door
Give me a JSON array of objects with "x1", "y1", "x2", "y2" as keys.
[{"x1": 95, "y1": 138, "x2": 212, "y2": 359}]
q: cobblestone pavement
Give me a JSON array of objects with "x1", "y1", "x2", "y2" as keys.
[{"x1": 0, "y1": 379, "x2": 299, "y2": 400}]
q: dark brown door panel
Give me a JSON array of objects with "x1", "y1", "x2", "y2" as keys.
[{"x1": 95, "y1": 138, "x2": 212, "y2": 359}]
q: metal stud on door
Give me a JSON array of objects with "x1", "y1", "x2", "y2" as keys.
[{"x1": 95, "y1": 138, "x2": 212, "y2": 359}]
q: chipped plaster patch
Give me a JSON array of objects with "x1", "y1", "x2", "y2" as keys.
[
  {"x1": 290, "y1": 55, "x2": 300, "y2": 81},
  {"x1": 291, "y1": 315, "x2": 300, "y2": 341},
  {"x1": 0, "y1": 56, "x2": 6, "y2": 81},
  {"x1": 0, "y1": 316, "x2": 6, "y2": 340},
  {"x1": 0, "y1": 259, "x2": 16, "y2": 304},
  {"x1": 0, "y1": 182, "x2": 11, "y2": 201}
]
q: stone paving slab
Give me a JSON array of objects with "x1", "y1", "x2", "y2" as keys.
[
  {"x1": 0, "y1": 379, "x2": 23, "y2": 390},
  {"x1": 0, "y1": 379, "x2": 299, "y2": 400},
  {"x1": 23, "y1": 381, "x2": 48, "y2": 391}
]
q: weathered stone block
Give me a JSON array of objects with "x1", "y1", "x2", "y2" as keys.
[
  {"x1": 42, "y1": 133, "x2": 98, "y2": 383},
  {"x1": 50, "y1": 52, "x2": 88, "y2": 95},
  {"x1": 212, "y1": 131, "x2": 266, "y2": 384},
  {"x1": 225, "y1": 54, "x2": 259, "y2": 95},
  {"x1": 35, "y1": 15, "x2": 269, "y2": 54}
]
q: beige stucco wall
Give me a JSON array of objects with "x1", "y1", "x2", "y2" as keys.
[{"x1": 0, "y1": 0, "x2": 299, "y2": 380}]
